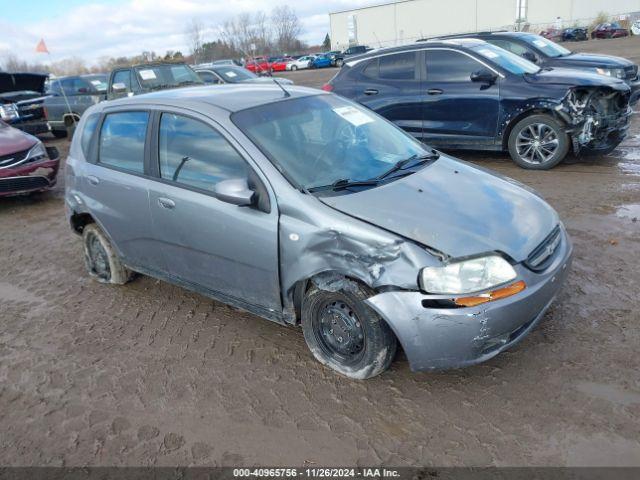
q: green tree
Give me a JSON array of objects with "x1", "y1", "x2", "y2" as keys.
[{"x1": 323, "y1": 33, "x2": 331, "y2": 50}]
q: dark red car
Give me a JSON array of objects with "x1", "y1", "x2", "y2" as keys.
[
  {"x1": 591, "y1": 22, "x2": 629, "y2": 39},
  {"x1": 245, "y1": 56, "x2": 271, "y2": 75},
  {"x1": 0, "y1": 120, "x2": 59, "y2": 196},
  {"x1": 540, "y1": 28, "x2": 564, "y2": 42}
]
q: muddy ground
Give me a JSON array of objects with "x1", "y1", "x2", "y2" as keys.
[{"x1": 1, "y1": 37, "x2": 639, "y2": 467}]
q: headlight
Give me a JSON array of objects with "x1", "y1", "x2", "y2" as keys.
[
  {"x1": 595, "y1": 67, "x2": 625, "y2": 79},
  {"x1": 26, "y1": 142, "x2": 48, "y2": 163},
  {"x1": 0, "y1": 104, "x2": 19, "y2": 122},
  {"x1": 419, "y1": 255, "x2": 517, "y2": 295}
]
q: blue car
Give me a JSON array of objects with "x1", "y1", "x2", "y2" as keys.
[
  {"x1": 325, "y1": 38, "x2": 632, "y2": 170},
  {"x1": 312, "y1": 55, "x2": 332, "y2": 69}
]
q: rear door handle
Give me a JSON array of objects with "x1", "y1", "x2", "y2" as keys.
[
  {"x1": 87, "y1": 175, "x2": 100, "y2": 185},
  {"x1": 157, "y1": 197, "x2": 176, "y2": 210},
  {"x1": 427, "y1": 88, "x2": 443, "y2": 95},
  {"x1": 363, "y1": 88, "x2": 379, "y2": 95}
]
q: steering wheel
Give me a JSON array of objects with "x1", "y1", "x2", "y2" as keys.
[{"x1": 308, "y1": 123, "x2": 361, "y2": 180}]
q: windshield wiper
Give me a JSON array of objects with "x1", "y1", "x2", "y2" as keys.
[
  {"x1": 308, "y1": 178, "x2": 380, "y2": 193},
  {"x1": 377, "y1": 151, "x2": 439, "y2": 180}
]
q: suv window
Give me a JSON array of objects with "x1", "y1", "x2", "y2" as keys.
[
  {"x1": 197, "y1": 71, "x2": 220, "y2": 84},
  {"x1": 112, "y1": 70, "x2": 132, "y2": 92},
  {"x1": 487, "y1": 39, "x2": 531, "y2": 56},
  {"x1": 379, "y1": 52, "x2": 417, "y2": 80},
  {"x1": 158, "y1": 113, "x2": 248, "y2": 192},
  {"x1": 426, "y1": 50, "x2": 482, "y2": 82},
  {"x1": 98, "y1": 111, "x2": 149, "y2": 173},
  {"x1": 81, "y1": 113, "x2": 100, "y2": 157}
]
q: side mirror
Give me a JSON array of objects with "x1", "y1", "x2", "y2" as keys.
[
  {"x1": 470, "y1": 69, "x2": 497, "y2": 84},
  {"x1": 112, "y1": 82, "x2": 127, "y2": 93},
  {"x1": 213, "y1": 178, "x2": 255, "y2": 206},
  {"x1": 521, "y1": 51, "x2": 537, "y2": 63}
]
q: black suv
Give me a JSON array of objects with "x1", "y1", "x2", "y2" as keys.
[
  {"x1": 433, "y1": 32, "x2": 640, "y2": 104},
  {"x1": 325, "y1": 39, "x2": 632, "y2": 169},
  {"x1": 332, "y1": 45, "x2": 372, "y2": 67}
]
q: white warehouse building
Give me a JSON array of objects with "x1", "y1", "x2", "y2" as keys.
[{"x1": 329, "y1": 0, "x2": 640, "y2": 50}]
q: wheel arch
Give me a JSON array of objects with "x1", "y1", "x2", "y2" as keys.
[
  {"x1": 501, "y1": 106, "x2": 567, "y2": 150},
  {"x1": 289, "y1": 270, "x2": 379, "y2": 326}
]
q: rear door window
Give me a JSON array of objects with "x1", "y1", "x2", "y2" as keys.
[
  {"x1": 98, "y1": 111, "x2": 149, "y2": 173},
  {"x1": 378, "y1": 52, "x2": 417, "y2": 80},
  {"x1": 158, "y1": 113, "x2": 248, "y2": 193},
  {"x1": 425, "y1": 50, "x2": 482, "y2": 82}
]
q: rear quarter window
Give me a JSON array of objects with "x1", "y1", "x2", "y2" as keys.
[{"x1": 80, "y1": 113, "x2": 100, "y2": 158}]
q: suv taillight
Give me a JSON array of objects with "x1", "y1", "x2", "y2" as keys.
[{"x1": 321, "y1": 83, "x2": 333, "y2": 92}]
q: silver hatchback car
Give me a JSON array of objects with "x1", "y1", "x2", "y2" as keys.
[{"x1": 65, "y1": 85, "x2": 573, "y2": 379}]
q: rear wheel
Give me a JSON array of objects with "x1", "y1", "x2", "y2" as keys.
[
  {"x1": 508, "y1": 114, "x2": 569, "y2": 170},
  {"x1": 301, "y1": 281, "x2": 397, "y2": 379},
  {"x1": 291, "y1": 65, "x2": 298, "y2": 71},
  {"x1": 82, "y1": 224, "x2": 133, "y2": 285}
]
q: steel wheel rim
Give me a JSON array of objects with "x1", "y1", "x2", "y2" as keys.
[
  {"x1": 87, "y1": 233, "x2": 110, "y2": 280},
  {"x1": 313, "y1": 299, "x2": 365, "y2": 365},
  {"x1": 516, "y1": 123, "x2": 560, "y2": 165}
]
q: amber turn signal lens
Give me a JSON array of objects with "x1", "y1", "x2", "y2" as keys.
[{"x1": 454, "y1": 281, "x2": 526, "y2": 308}]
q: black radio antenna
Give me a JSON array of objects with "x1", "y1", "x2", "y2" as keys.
[{"x1": 272, "y1": 77, "x2": 291, "y2": 98}]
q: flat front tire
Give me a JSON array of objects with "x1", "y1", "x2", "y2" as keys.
[
  {"x1": 82, "y1": 224, "x2": 132, "y2": 285},
  {"x1": 508, "y1": 114, "x2": 569, "y2": 170},
  {"x1": 301, "y1": 281, "x2": 397, "y2": 379}
]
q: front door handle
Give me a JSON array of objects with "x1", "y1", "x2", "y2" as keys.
[
  {"x1": 427, "y1": 88, "x2": 443, "y2": 95},
  {"x1": 363, "y1": 88, "x2": 379, "y2": 95},
  {"x1": 87, "y1": 175, "x2": 100, "y2": 185},
  {"x1": 157, "y1": 197, "x2": 176, "y2": 210}
]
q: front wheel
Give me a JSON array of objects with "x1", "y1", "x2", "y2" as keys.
[
  {"x1": 301, "y1": 281, "x2": 397, "y2": 379},
  {"x1": 336, "y1": 58, "x2": 344, "y2": 67},
  {"x1": 291, "y1": 65, "x2": 297, "y2": 71},
  {"x1": 507, "y1": 114, "x2": 569, "y2": 170}
]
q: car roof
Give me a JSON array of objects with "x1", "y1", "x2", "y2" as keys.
[
  {"x1": 101, "y1": 84, "x2": 323, "y2": 113},
  {"x1": 432, "y1": 31, "x2": 539, "y2": 41},
  {"x1": 346, "y1": 38, "x2": 486, "y2": 63}
]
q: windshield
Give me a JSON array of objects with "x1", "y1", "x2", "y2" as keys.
[
  {"x1": 470, "y1": 43, "x2": 540, "y2": 74},
  {"x1": 232, "y1": 95, "x2": 432, "y2": 192},
  {"x1": 85, "y1": 74, "x2": 107, "y2": 92},
  {"x1": 521, "y1": 34, "x2": 571, "y2": 58},
  {"x1": 134, "y1": 64, "x2": 203, "y2": 89},
  {"x1": 213, "y1": 66, "x2": 256, "y2": 83}
]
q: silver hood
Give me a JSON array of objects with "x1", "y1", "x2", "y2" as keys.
[{"x1": 319, "y1": 156, "x2": 559, "y2": 262}]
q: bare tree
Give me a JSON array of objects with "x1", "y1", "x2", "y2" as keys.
[
  {"x1": 271, "y1": 6, "x2": 302, "y2": 53},
  {"x1": 186, "y1": 18, "x2": 204, "y2": 64},
  {"x1": 220, "y1": 11, "x2": 274, "y2": 57}
]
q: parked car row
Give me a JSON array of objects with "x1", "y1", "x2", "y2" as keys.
[{"x1": 5, "y1": 29, "x2": 637, "y2": 378}]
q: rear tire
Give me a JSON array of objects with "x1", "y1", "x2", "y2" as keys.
[
  {"x1": 82, "y1": 224, "x2": 133, "y2": 285},
  {"x1": 301, "y1": 280, "x2": 397, "y2": 379},
  {"x1": 507, "y1": 114, "x2": 569, "y2": 170}
]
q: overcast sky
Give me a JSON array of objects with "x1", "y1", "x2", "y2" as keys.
[{"x1": 2, "y1": 0, "x2": 381, "y2": 65}]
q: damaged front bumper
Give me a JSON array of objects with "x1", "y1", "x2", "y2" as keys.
[
  {"x1": 366, "y1": 230, "x2": 573, "y2": 372},
  {"x1": 559, "y1": 87, "x2": 633, "y2": 155}
]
